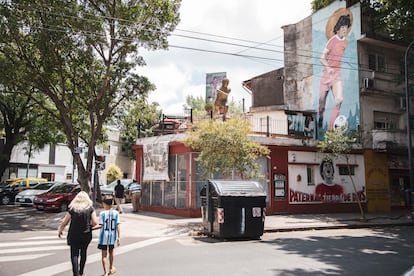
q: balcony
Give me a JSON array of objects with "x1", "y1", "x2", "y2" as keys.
[{"x1": 371, "y1": 129, "x2": 409, "y2": 152}]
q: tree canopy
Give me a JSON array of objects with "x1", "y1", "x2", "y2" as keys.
[
  {"x1": 0, "y1": 0, "x2": 181, "y2": 191},
  {"x1": 0, "y1": 53, "x2": 64, "y2": 178},
  {"x1": 183, "y1": 118, "x2": 270, "y2": 179}
]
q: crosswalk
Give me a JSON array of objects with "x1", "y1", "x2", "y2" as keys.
[
  {"x1": 0, "y1": 232, "x2": 173, "y2": 276},
  {"x1": 0, "y1": 235, "x2": 67, "y2": 262}
]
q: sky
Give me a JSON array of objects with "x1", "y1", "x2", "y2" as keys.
[{"x1": 139, "y1": 0, "x2": 313, "y2": 115}]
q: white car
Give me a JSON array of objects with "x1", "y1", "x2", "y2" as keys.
[{"x1": 15, "y1": 181, "x2": 61, "y2": 206}]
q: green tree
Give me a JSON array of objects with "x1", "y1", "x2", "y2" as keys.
[
  {"x1": 115, "y1": 98, "x2": 162, "y2": 159},
  {"x1": 0, "y1": 53, "x2": 64, "y2": 178},
  {"x1": 106, "y1": 164, "x2": 123, "y2": 184},
  {"x1": 185, "y1": 95, "x2": 243, "y2": 118},
  {"x1": 317, "y1": 127, "x2": 366, "y2": 221},
  {"x1": 0, "y1": 0, "x2": 180, "y2": 191},
  {"x1": 185, "y1": 95, "x2": 206, "y2": 117},
  {"x1": 183, "y1": 118, "x2": 270, "y2": 179}
]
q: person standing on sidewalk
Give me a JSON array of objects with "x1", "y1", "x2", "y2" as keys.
[
  {"x1": 129, "y1": 182, "x2": 142, "y2": 212},
  {"x1": 94, "y1": 196, "x2": 121, "y2": 276},
  {"x1": 114, "y1": 179, "x2": 125, "y2": 214},
  {"x1": 58, "y1": 191, "x2": 99, "y2": 276}
]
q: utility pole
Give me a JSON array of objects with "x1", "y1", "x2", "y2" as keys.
[{"x1": 405, "y1": 39, "x2": 414, "y2": 221}]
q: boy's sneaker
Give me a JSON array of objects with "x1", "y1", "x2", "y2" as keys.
[{"x1": 109, "y1": 267, "x2": 116, "y2": 275}]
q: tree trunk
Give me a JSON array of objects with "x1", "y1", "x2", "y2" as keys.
[{"x1": 346, "y1": 156, "x2": 366, "y2": 221}]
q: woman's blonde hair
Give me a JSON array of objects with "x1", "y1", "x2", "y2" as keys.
[{"x1": 69, "y1": 191, "x2": 93, "y2": 212}]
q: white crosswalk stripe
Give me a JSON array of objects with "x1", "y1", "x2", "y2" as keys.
[
  {"x1": 17, "y1": 236, "x2": 173, "y2": 276},
  {"x1": 0, "y1": 236, "x2": 68, "y2": 264},
  {"x1": 0, "y1": 254, "x2": 54, "y2": 262},
  {"x1": 0, "y1": 236, "x2": 98, "y2": 263},
  {"x1": 0, "y1": 232, "x2": 173, "y2": 275}
]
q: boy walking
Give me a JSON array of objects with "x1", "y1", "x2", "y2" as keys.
[{"x1": 95, "y1": 196, "x2": 121, "y2": 276}]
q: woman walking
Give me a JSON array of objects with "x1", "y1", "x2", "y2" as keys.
[{"x1": 58, "y1": 191, "x2": 99, "y2": 276}]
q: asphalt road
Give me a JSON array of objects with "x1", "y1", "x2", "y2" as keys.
[{"x1": 1, "y1": 205, "x2": 414, "y2": 276}]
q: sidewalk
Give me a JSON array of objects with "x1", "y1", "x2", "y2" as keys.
[{"x1": 118, "y1": 204, "x2": 414, "y2": 236}]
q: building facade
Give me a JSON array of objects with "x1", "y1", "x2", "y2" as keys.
[
  {"x1": 2, "y1": 128, "x2": 134, "y2": 185},
  {"x1": 133, "y1": 1, "x2": 413, "y2": 217}
]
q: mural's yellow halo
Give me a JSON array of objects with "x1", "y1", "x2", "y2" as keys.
[{"x1": 325, "y1": 7, "x2": 353, "y2": 40}]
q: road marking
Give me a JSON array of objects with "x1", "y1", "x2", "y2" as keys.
[
  {"x1": 0, "y1": 245, "x2": 67, "y2": 254},
  {"x1": 17, "y1": 236, "x2": 173, "y2": 276},
  {"x1": 0, "y1": 238, "x2": 98, "y2": 248},
  {"x1": 0, "y1": 253, "x2": 53, "y2": 262},
  {"x1": 0, "y1": 240, "x2": 64, "y2": 248}
]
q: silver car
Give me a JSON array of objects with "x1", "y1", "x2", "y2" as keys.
[
  {"x1": 15, "y1": 181, "x2": 61, "y2": 206},
  {"x1": 100, "y1": 179, "x2": 135, "y2": 203}
]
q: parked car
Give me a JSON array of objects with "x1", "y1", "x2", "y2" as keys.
[
  {"x1": 100, "y1": 179, "x2": 136, "y2": 202},
  {"x1": 33, "y1": 183, "x2": 80, "y2": 212},
  {"x1": 15, "y1": 181, "x2": 61, "y2": 206},
  {"x1": 0, "y1": 178, "x2": 48, "y2": 205}
]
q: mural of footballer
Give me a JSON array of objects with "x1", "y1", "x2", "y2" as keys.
[
  {"x1": 315, "y1": 159, "x2": 344, "y2": 202},
  {"x1": 318, "y1": 8, "x2": 353, "y2": 129}
]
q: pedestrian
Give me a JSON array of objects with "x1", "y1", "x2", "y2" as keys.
[
  {"x1": 58, "y1": 191, "x2": 99, "y2": 276},
  {"x1": 129, "y1": 182, "x2": 142, "y2": 212},
  {"x1": 94, "y1": 195, "x2": 121, "y2": 276},
  {"x1": 114, "y1": 179, "x2": 125, "y2": 213},
  {"x1": 318, "y1": 8, "x2": 352, "y2": 129}
]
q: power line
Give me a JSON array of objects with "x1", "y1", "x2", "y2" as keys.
[{"x1": 2, "y1": 2, "x2": 405, "y2": 74}]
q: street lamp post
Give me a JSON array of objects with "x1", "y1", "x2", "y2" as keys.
[{"x1": 405, "y1": 39, "x2": 414, "y2": 220}]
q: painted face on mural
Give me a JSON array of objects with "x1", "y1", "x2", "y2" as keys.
[
  {"x1": 320, "y1": 160, "x2": 335, "y2": 185},
  {"x1": 337, "y1": 25, "x2": 348, "y2": 39}
]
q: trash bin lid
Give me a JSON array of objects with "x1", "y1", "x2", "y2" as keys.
[{"x1": 206, "y1": 179, "x2": 266, "y2": 197}]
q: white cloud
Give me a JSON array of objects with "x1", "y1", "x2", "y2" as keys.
[{"x1": 141, "y1": 0, "x2": 312, "y2": 115}]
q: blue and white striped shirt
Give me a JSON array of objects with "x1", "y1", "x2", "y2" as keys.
[{"x1": 98, "y1": 210, "x2": 120, "y2": 246}]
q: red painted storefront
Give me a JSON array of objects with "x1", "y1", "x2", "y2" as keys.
[{"x1": 133, "y1": 139, "x2": 366, "y2": 217}]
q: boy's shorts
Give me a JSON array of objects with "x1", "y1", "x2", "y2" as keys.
[{"x1": 98, "y1": 244, "x2": 115, "y2": 250}]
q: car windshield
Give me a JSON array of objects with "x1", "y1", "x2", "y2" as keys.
[
  {"x1": 33, "y1": 182, "x2": 57, "y2": 190},
  {"x1": 49, "y1": 184, "x2": 73, "y2": 193}
]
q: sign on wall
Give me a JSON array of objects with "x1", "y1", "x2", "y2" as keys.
[{"x1": 143, "y1": 141, "x2": 169, "y2": 181}]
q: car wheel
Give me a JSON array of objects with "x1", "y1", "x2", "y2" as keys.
[
  {"x1": 1, "y1": 196, "x2": 11, "y2": 205},
  {"x1": 60, "y1": 202, "x2": 68, "y2": 212}
]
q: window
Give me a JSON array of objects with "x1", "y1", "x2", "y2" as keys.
[
  {"x1": 338, "y1": 165, "x2": 355, "y2": 175},
  {"x1": 373, "y1": 111, "x2": 398, "y2": 130},
  {"x1": 368, "y1": 54, "x2": 386, "y2": 72},
  {"x1": 307, "y1": 166, "x2": 314, "y2": 186}
]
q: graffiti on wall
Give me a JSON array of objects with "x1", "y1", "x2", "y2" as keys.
[
  {"x1": 312, "y1": 2, "x2": 362, "y2": 140},
  {"x1": 289, "y1": 159, "x2": 366, "y2": 204}
]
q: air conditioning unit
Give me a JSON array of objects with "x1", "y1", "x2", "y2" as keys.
[{"x1": 363, "y1": 78, "x2": 374, "y2": 89}]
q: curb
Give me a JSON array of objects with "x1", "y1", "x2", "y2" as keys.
[{"x1": 263, "y1": 221, "x2": 414, "y2": 233}]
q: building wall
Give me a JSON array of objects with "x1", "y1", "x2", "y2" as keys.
[
  {"x1": 282, "y1": 16, "x2": 313, "y2": 111},
  {"x1": 4, "y1": 128, "x2": 133, "y2": 185}
]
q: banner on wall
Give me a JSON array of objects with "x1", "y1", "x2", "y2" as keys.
[
  {"x1": 206, "y1": 72, "x2": 226, "y2": 104},
  {"x1": 143, "y1": 141, "x2": 169, "y2": 181}
]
